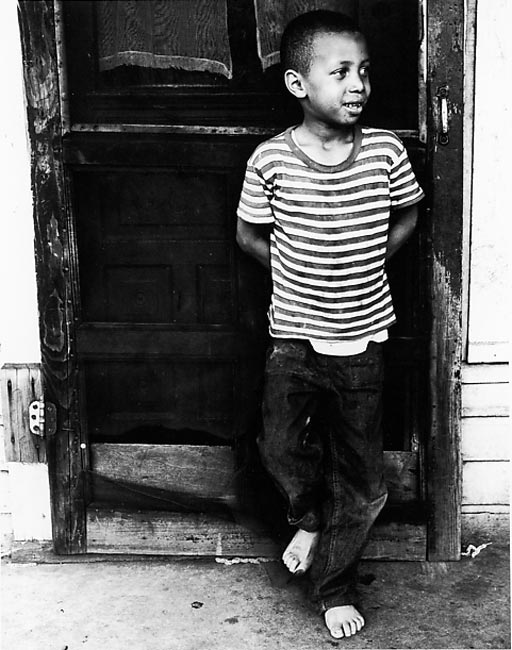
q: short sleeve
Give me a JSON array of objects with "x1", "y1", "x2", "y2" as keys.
[
  {"x1": 389, "y1": 141, "x2": 425, "y2": 209},
  {"x1": 237, "y1": 159, "x2": 275, "y2": 225}
]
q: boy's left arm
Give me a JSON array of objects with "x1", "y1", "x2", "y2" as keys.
[{"x1": 386, "y1": 204, "x2": 418, "y2": 260}]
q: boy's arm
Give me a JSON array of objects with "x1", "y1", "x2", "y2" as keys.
[
  {"x1": 236, "y1": 216, "x2": 271, "y2": 270},
  {"x1": 386, "y1": 204, "x2": 418, "y2": 260}
]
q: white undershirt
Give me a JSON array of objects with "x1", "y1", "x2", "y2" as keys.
[{"x1": 309, "y1": 330, "x2": 388, "y2": 356}]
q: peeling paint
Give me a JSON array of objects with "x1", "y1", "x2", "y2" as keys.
[
  {"x1": 46, "y1": 215, "x2": 64, "y2": 268},
  {"x1": 215, "y1": 557, "x2": 274, "y2": 565},
  {"x1": 42, "y1": 290, "x2": 65, "y2": 353}
]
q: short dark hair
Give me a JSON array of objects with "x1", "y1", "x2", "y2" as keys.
[{"x1": 280, "y1": 10, "x2": 361, "y2": 74}]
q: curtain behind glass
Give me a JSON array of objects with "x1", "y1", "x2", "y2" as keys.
[
  {"x1": 254, "y1": 0, "x2": 357, "y2": 69},
  {"x1": 97, "y1": 0, "x2": 233, "y2": 78}
]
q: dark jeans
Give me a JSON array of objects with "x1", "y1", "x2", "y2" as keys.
[{"x1": 258, "y1": 338, "x2": 388, "y2": 611}]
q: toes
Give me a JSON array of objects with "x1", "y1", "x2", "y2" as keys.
[
  {"x1": 342, "y1": 621, "x2": 354, "y2": 637},
  {"x1": 329, "y1": 626, "x2": 344, "y2": 639},
  {"x1": 325, "y1": 608, "x2": 365, "y2": 639},
  {"x1": 282, "y1": 552, "x2": 300, "y2": 573}
]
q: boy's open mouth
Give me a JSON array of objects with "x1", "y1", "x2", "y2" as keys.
[{"x1": 343, "y1": 101, "x2": 365, "y2": 115}]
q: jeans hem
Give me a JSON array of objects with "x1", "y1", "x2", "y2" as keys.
[
  {"x1": 288, "y1": 511, "x2": 321, "y2": 533},
  {"x1": 319, "y1": 593, "x2": 361, "y2": 613}
]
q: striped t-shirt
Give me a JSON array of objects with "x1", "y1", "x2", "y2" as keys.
[{"x1": 237, "y1": 125, "x2": 424, "y2": 343}]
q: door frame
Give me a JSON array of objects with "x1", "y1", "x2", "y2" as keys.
[{"x1": 18, "y1": 0, "x2": 464, "y2": 559}]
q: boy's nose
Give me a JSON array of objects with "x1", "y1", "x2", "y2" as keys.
[{"x1": 349, "y1": 75, "x2": 365, "y2": 93}]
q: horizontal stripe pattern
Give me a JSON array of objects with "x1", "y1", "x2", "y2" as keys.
[{"x1": 237, "y1": 126, "x2": 424, "y2": 341}]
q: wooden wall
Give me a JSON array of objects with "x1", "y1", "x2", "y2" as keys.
[
  {"x1": 3, "y1": 360, "x2": 509, "y2": 548},
  {"x1": 461, "y1": 364, "x2": 510, "y2": 544},
  {"x1": 464, "y1": 0, "x2": 509, "y2": 363},
  {"x1": 1, "y1": 364, "x2": 45, "y2": 463},
  {"x1": 0, "y1": 364, "x2": 52, "y2": 548},
  {"x1": 458, "y1": 0, "x2": 510, "y2": 547}
]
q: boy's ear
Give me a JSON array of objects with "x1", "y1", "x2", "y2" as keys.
[{"x1": 284, "y1": 69, "x2": 307, "y2": 99}]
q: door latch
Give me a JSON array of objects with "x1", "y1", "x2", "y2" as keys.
[
  {"x1": 437, "y1": 86, "x2": 450, "y2": 145},
  {"x1": 28, "y1": 400, "x2": 57, "y2": 437}
]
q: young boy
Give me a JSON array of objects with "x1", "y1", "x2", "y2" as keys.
[{"x1": 236, "y1": 10, "x2": 424, "y2": 640}]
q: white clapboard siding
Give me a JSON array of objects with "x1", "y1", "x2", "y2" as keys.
[
  {"x1": 462, "y1": 383, "x2": 510, "y2": 418},
  {"x1": 461, "y1": 364, "x2": 509, "y2": 385},
  {"x1": 462, "y1": 418, "x2": 510, "y2": 461},
  {"x1": 460, "y1": 363, "x2": 509, "y2": 542},
  {"x1": 462, "y1": 461, "x2": 509, "y2": 505},
  {"x1": 466, "y1": 0, "x2": 509, "y2": 364}
]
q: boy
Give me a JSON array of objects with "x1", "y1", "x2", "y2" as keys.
[{"x1": 236, "y1": 10, "x2": 424, "y2": 640}]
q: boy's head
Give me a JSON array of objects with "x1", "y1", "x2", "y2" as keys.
[
  {"x1": 280, "y1": 10, "x2": 370, "y2": 129},
  {"x1": 280, "y1": 10, "x2": 361, "y2": 76}
]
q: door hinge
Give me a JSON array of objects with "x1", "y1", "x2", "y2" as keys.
[{"x1": 29, "y1": 400, "x2": 57, "y2": 438}]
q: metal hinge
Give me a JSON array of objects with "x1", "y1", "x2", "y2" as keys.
[{"x1": 28, "y1": 400, "x2": 57, "y2": 438}]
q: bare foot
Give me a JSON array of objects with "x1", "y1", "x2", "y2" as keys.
[
  {"x1": 282, "y1": 529, "x2": 320, "y2": 575},
  {"x1": 324, "y1": 605, "x2": 365, "y2": 639}
]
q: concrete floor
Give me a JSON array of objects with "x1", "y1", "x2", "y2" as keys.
[{"x1": 1, "y1": 542, "x2": 510, "y2": 650}]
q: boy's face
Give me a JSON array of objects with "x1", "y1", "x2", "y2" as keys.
[{"x1": 296, "y1": 31, "x2": 371, "y2": 129}]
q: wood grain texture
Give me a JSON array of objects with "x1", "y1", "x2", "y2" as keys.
[
  {"x1": 86, "y1": 506, "x2": 426, "y2": 560},
  {"x1": 90, "y1": 444, "x2": 421, "y2": 508},
  {"x1": 426, "y1": 0, "x2": 465, "y2": 561},
  {"x1": 18, "y1": 0, "x2": 86, "y2": 553},
  {"x1": 1, "y1": 364, "x2": 45, "y2": 462}
]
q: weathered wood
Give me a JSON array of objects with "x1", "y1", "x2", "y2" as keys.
[
  {"x1": 90, "y1": 444, "x2": 238, "y2": 505},
  {"x1": 70, "y1": 124, "x2": 420, "y2": 139},
  {"x1": 90, "y1": 444, "x2": 420, "y2": 508},
  {"x1": 18, "y1": 0, "x2": 86, "y2": 553},
  {"x1": 462, "y1": 418, "x2": 510, "y2": 461},
  {"x1": 462, "y1": 461, "x2": 510, "y2": 506},
  {"x1": 86, "y1": 506, "x2": 426, "y2": 560},
  {"x1": 1, "y1": 364, "x2": 45, "y2": 462},
  {"x1": 462, "y1": 383, "x2": 510, "y2": 418},
  {"x1": 426, "y1": 0, "x2": 465, "y2": 561},
  {"x1": 364, "y1": 521, "x2": 427, "y2": 561},
  {"x1": 382, "y1": 451, "x2": 420, "y2": 504}
]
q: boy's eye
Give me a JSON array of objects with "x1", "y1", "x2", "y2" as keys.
[
  {"x1": 333, "y1": 68, "x2": 348, "y2": 79},
  {"x1": 360, "y1": 66, "x2": 370, "y2": 77}
]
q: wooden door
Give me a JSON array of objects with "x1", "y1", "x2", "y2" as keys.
[{"x1": 21, "y1": 0, "x2": 463, "y2": 558}]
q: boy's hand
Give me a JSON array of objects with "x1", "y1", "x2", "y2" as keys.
[
  {"x1": 236, "y1": 217, "x2": 272, "y2": 270},
  {"x1": 386, "y1": 204, "x2": 418, "y2": 260}
]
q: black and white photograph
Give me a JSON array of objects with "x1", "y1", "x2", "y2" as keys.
[{"x1": 0, "y1": 1, "x2": 509, "y2": 648}]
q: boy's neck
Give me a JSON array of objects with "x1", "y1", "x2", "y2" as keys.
[
  {"x1": 298, "y1": 118, "x2": 356, "y2": 145},
  {"x1": 294, "y1": 120, "x2": 358, "y2": 165}
]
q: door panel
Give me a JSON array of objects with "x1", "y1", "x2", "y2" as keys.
[
  {"x1": 20, "y1": 0, "x2": 463, "y2": 557},
  {"x1": 59, "y1": 0, "x2": 429, "y2": 554},
  {"x1": 68, "y1": 135, "x2": 270, "y2": 447},
  {"x1": 83, "y1": 360, "x2": 237, "y2": 441}
]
